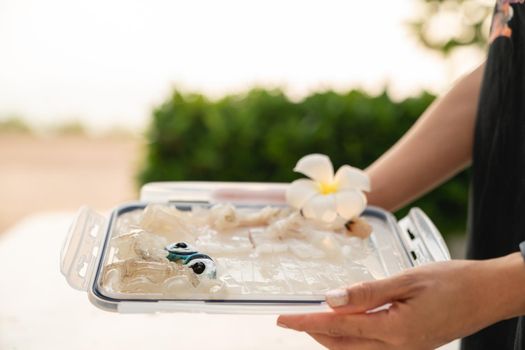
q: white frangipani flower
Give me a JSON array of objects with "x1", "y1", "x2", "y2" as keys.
[{"x1": 286, "y1": 154, "x2": 371, "y2": 223}]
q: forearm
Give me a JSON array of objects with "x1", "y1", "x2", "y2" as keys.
[
  {"x1": 366, "y1": 63, "x2": 485, "y2": 211},
  {"x1": 485, "y1": 253, "x2": 525, "y2": 321}
]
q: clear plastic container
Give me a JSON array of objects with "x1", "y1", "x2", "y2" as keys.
[{"x1": 61, "y1": 182, "x2": 450, "y2": 314}]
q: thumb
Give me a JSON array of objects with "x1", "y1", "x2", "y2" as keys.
[{"x1": 325, "y1": 274, "x2": 416, "y2": 313}]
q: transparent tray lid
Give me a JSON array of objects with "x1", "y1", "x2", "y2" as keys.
[{"x1": 140, "y1": 181, "x2": 288, "y2": 205}]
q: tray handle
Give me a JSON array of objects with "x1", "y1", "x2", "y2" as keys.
[
  {"x1": 398, "y1": 208, "x2": 451, "y2": 265},
  {"x1": 60, "y1": 206, "x2": 107, "y2": 291}
]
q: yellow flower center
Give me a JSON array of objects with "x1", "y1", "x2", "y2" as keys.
[{"x1": 318, "y1": 181, "x2": 338, "y2": 195}]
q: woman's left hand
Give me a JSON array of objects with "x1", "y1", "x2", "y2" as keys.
[{"x1": 277, "y1": 254, "x2": 525, "y2": 350}]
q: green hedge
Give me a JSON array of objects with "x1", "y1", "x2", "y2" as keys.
[{"x1": 138, "y1": 88, "x2": 469, "y2": 236}]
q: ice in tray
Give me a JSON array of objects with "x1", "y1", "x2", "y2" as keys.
[{"x1": 98, "y1": 203, "x2": 397, "y2": 301}]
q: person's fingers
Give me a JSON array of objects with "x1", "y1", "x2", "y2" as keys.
[
  {"x1": 277, "y1": 310, "x2": 388, "y2": 340},
  {"x1": 325, "y1": 273, "x2": 418, "y2": 312},
  {"x1": 307, "y1": 333, "x2": 386, "y2": 350}
]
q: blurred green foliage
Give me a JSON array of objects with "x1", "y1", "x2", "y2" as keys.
[
  {"x1": 52, "y1": 121, "x2": 87, "y2": 136},
  {"x1": 411, "y1": 0, "x2": 493, "y2": 56},
  {"x1": 138, "y1": 88, "x2": 469, "y2": 236},
  {"x1": 0, "y1": 117, "x2": 33, "y2": 134}
]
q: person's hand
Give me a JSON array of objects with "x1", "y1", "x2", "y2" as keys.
[{"x1": 277, "y1": 253, "x2": 525, "y2": 350}]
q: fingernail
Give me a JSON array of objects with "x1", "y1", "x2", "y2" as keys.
[
  {"x1": 277, "y1": 321, "x2": 289, "y2": 329},
  {"x1": 325, "y1": 288, "x2": 349, "y2": 308}
]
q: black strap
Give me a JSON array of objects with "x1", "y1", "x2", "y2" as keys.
[
  {"x1": 515, "y1": 317, "x2": 524, "y2": 350},
  {"x1": 515, "y1": 242, "x2": 525, "y2": 350},
  {"x1": 520, "y1": 241, "x2": 525, "y2": 261}
]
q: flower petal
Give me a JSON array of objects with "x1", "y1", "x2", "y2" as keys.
[
  {"x1": 302, "y1": 194, "x2": 338, "y2": 223},
  {"x1": 293, "y1": 154, "x2": 334, "y2": 184},
  {"x1": 286, "y1": 179, "x2": 319, "y2": 209},
  {"x1": 335, "y1": 189, "x2": 367, "y2": 220},
  {"x1": 334, "y1": 165, "x2": 371, "y2": 192}
]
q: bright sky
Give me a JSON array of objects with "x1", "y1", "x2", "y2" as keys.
[{"x1": 0, "y1": 0, "x2": 485, "y2": 131}]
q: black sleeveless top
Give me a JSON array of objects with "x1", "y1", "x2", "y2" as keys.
[{"x1": 462, "y1": 1, "x2": 525, "y2": 349}]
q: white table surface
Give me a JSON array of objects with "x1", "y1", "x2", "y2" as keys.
[{"x1": 0, "y1": 212, "x2": 459, "y2": 350}]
